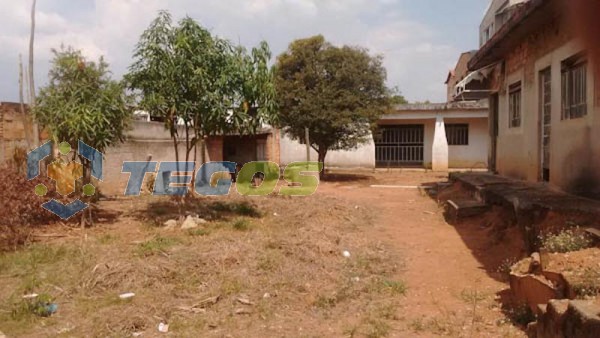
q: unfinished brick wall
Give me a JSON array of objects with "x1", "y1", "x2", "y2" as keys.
[
  {"x1": 205, "y1": 136, "x2": 223, "y2": 162},
  {"x1": 266, "y1": 128, "x2": 281, "y2": 164}
]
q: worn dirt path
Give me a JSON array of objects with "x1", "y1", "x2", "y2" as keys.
[{"x1": 317, "y1": 172, "x2": 526, "y2": 337}]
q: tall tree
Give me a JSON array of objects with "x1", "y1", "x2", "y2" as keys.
[
  {"x1": 34, "y1": 47, "x2": 131, "y2": 226},
  {"x1": 275, "y1": 35, "x2": 389, "y2": 177},
  {"x1": 127, "y1": 11, "x2": 277, "y2": 169}
]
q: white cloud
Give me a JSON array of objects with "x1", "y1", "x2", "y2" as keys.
[{"x1": 0, "y1": 0, "x2": 462, "y2": 102}]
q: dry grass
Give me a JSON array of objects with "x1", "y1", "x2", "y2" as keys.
[{"x1": 0, "y1": 193, "x2": 406, "y2": 337}]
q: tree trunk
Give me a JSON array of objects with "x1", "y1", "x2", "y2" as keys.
[
  {"x1": 317, "y1": 149, "x2": 327, "y2": 180},
  {"x1": 80, "y1": 157, "x2": 93, "y2": 229}
]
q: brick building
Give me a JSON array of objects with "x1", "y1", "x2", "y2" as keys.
[
  {"x1": 470, "y1": 0, "x2": 600, "y2": 198},
  {"x1": 0, "y1": 102, "x2": 38, "y2": 164}
]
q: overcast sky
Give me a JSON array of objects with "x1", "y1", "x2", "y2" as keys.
[{"x1": 0, "y1": 0, "x2": 489, "y2": 103}]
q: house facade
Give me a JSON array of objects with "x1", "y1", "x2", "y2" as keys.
[
  {"x1": 470, "y1": 0, "x2": 600, "y2": 198},
  {"x1": 375, "y1": 101, "x2": 489, "y2": 170}
]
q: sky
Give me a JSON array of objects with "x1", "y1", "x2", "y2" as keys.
[{"x1": 0, "y1": 0, "x2": 490, "y2": 103}]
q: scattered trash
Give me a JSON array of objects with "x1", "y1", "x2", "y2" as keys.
[
  {"x1": 234, "y1": 308, "x2": 252, "y2": 315},
  {"x1": 39, "y1": 303, "x2": 58, "y2": 317},
  {"x1": 195, "y1": 295, "x2": 221, "y2": 308},
  {"x1": 273, "y1": 212, "x2": 279, "y2": 217},
  {"x1": 157, "y1": 322, "x2": 169, "y2": 333},
  {"x1": 354, "y1": 206, "x2": 359, "y2": 209},
  {"x1": 342, "y1": 250, "x2": 351, "y2": 258},
  {"x1": 56, "y1": 324, "x2": 75, "y2": 334},
  {"x1": 263, "y1": 293, "x2": 271, "y2": 299},
  {"x1": 175, "y1": 305, "x2": 206, "y2": 314},
  {"x1": 132, "y1": 332, "x2": 143, "y2": 337},
  {"x1": 423, "y1": 211, "x2": 435, "y2": 215},
  {"x1": 119, "y1": 292, "x2": 135, "y2": 300},
  {"x1": 236, "y1": 295, "x2": 254, "y2": 306},
  {"x1": 23, "y1": 293, "x2": 57, "y2": 317}
]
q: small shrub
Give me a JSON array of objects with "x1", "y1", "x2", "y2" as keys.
[
  {"x1": 460, "y1": 289, "x2": 487, "y2": 303},
  {"x1": 136, "y1": 236, "x2": 180, "y2": 256},
  {"x1": 11, "y1": 293, "x2": 55, "y2": 320},
  {"x1": 187, "y1": 228, "x2": 210, "y2": 237},
  {"x1": 381, "y1": 280, "x2": 407, "y2": 296},
  {"x1": 144, "y1": 173, "x2": 156, "y2": 193},
  {"x1": 0, "y1": 167, "x2": 59, "y2": 227},
  {"x1": 504, "y1": 303, "x2": 536, "y2": 327},
  {"x1": 572, "y1": 268, "x2": 600, "y2": 298},
  {"x1": 231, "y1": 218, "x2": 251, "y2": 231},
  {"x1": 540, "y1": 227, "x2": 593, "y2": 253}
]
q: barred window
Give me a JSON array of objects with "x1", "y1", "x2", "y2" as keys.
[
  {"x1": 508, "y1": 82, "x2": 521, "y2": 128},
  {"x1": 446, "y1": 124, "x2": 469, "y2": 146},
  {"x1": 562, "y1": 54, "x2": 587, "y2": 119}
]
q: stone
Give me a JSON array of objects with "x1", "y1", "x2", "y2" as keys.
[
  {"x1": 509, "y1": 272, "x2": 563, "y2": 312},
  {"x1": 163, "y1": 219, "x2": 177, "y2": 229},
  {"x1": 181, "y1": 216, "x2": 199, "y2": 230},
  {"x1": 563, "y1": 300, "x2": 600, "y2": 338}
]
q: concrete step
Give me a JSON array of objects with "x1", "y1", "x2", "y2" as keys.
[{"x1": 446, "y1": 198, "x2": 490, "y2": 220}]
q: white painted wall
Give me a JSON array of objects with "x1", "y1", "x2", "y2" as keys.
[
  {"x1": 279, "y1": 133, "x2": 375, "y2": 168},
  {"x1": 446, "y1": 117, "x2": 489, "y2": 169},
  {"x1": 379, "y1": 117, "x2": 488, "y2": 169}
]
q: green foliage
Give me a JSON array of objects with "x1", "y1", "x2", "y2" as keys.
[
  {"x1": 136, "y1": 236, "x2": 180, "y2": 256},
  {"x1": 571, "y1": 268, "x2": 600, "y2": 298},
  {"x1": 274, "y1": 35, "x2": 390, "y2": 168},
  {"x1": 127, "y1": 11, "x2": 277, "y2": 162},
  {"x1": 34, "y1": 47, "x2": 130, "y2": 153},
  {"x1": 539, "y1": 227, "x2": 593, "y2": 253},
  {"x1": 230, "y1": 218, "x2": 251, "y2": 231}
]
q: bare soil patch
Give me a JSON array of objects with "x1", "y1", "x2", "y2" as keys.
[{"x1": 0, "y1": 171, "x2": 527, "y2": 337}]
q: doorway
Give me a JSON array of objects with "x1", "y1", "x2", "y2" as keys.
[{"x1": 539, "y1": 68, "x2": 551, "y2": 182}]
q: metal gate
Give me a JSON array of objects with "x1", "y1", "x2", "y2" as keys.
[{"x1": 375, "y1": 125, "x2": 424, "y2": 167}]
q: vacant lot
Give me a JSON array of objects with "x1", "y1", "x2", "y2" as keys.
[{"x1": 0, "y1": 171, "x2": 525, "y2": 337}]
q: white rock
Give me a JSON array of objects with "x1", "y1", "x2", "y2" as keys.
[
  {"x1": 342, "y1": 251, "x2": 351, "y2": 258},
  {"x1": 181, "y1": 216, "x2": 198, "y2": 230},
  {"x1": 163, "y1": 219, "x2": 177, "y2": 229},
  {"x1": 119, "y1": 292, "x2": 135, "y2": 300},
  {"x1": 158, "y1": 322, "x2": 169, "y2": 333}
]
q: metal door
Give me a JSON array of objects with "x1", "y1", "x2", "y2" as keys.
[{"x1": 375, "y1": 125, "x2": 424, "y2": 167}]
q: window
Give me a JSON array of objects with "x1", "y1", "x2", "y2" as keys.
[
  {"x1": 446, "y1": 124, "x2": 469, "y2": 145},
  {"x1": 509, "y1": 82, "x2": 522, "y2": 128},
  {"x1": 561, "y1": 54, "x2": 587, "y2": 119}
]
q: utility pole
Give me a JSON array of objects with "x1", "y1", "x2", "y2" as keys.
[{"x1": 29, "y1": 0, "x2": 39, "y2": 147}]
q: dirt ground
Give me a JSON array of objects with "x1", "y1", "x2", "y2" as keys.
[{"x1": 0, "y1": 171, "x2": 527, "y2": 337}]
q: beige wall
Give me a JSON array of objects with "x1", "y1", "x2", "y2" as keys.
[
  {"x1": 279, "y1": 132, "x2": 376, "y2": 168},
  {"x1": 495, "y1": 37, "x2": 600, "y2": 197},
  {"x1": 379, "y1": 117, "x2": 488, "y2": 169},
  {"x1": 447, "y1": 117, "x2": 489, "y2": 169}
]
